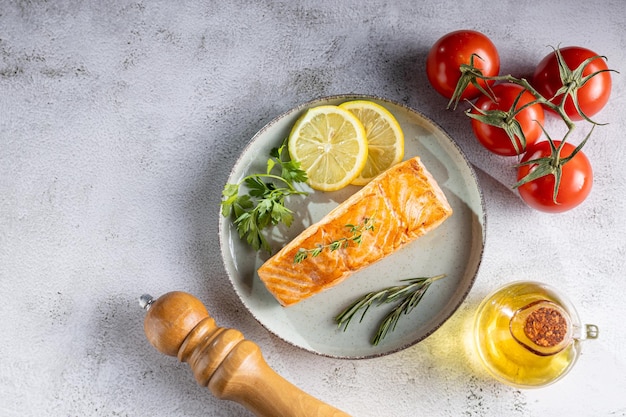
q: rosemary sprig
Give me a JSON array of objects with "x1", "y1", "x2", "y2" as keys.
[
  {"x1": 335, "y1": 274, "x2": 446, "y2": 346},
  {"x1": 293, "y1": 217, "x2": 375, "y2": 263},
  {"x1": 221, "y1": 138, "x2": 309, "y2": 253}
]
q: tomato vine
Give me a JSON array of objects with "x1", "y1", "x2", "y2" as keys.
[{"x1": 448, "y1": 45, "x2": 618, "y2": 211}]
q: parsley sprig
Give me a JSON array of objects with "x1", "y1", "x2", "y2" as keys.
[{"x1": 221, "y1": 139, "x2": 308, "y2": 253}]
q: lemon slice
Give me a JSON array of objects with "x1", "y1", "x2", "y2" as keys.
[
  {"x1": 288, "y1": 105, "x2": 368, "y2": 192},
  {"x1": 339, "y1": 100, "x2": 404, "y2": 185}
]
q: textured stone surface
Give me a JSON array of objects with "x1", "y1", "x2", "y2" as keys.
[{"x1": 1, "y1": 0, "x2": 625, "y2": 415}]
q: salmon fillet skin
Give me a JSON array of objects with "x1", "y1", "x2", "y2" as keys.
[{"x1": 257, "y1": 156, "x2": 453, "y2": 307}]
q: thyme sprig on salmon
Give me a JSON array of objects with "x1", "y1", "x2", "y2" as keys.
[{"x1": 293, "y1": 217, "x2": 375, "y2": 263}]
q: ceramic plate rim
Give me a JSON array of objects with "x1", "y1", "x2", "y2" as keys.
[{"x1": 218, "y1": 93, "x2": 486, "y2": 359}]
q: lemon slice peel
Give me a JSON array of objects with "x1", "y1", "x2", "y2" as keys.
[
  {"x1": 288, "y1": 105, "x2": 368, "y2": 192},
  {"x1": 339, "y1": 100, "x2": 404, "y2": 185}
]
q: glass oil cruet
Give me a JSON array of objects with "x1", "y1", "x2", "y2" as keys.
[{"x1": 473, "y1": 281, "x2": 598, "y2": 388}]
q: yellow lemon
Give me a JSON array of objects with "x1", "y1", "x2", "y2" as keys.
[
  {"x1": 339, "y1": 100, "x2": 404, "y2": 185},
  {"x1": 288, "y1": 105, "x2": 368, "y2": 192}
]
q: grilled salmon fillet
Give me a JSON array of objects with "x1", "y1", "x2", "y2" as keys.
[{"x1": 257, "y1": 156, "x2": 453, "y2": 307}]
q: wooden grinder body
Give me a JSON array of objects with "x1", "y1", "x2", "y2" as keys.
[{"x1": 142, "y1": 291, "x2": 351, "y2": 417}]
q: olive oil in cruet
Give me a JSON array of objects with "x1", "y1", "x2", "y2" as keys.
[{"x1": 473, "y1": 281, "x2": 598, "y2": 388}]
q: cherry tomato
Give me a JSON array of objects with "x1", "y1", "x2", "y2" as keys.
[
  {"x1": 532, "y1": 46, "x2": 612, "y2": 121},
  {"x1": 470, "y1": 84, "x2": 545, "y2": 156},
  {"x1": 426, "y1": 30, "x2": 500, "y2": 100},
  {"x1": 517, "y1": 141, "x2": 593, "y2": 213}
]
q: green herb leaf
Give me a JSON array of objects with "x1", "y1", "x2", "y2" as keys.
[
  {"x1": 335, "y1": 274, "x2": 446, "y2": 345},
  {"x1": 221, "y1": 138, "x2": 308, "y2": 253},
  {"x1": 220, "y1": 183, "x2": 241, "y2": 217},
  {"x1": 294, "y1": 217, "x2": 375, "y2": 263},
  {"x1": 271, "y1": 200, "x2": 294, "y2": 227}
]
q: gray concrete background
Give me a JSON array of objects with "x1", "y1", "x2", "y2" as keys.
[{"x1": 1, "y1": 0, "x2": 625, "y2": 415}]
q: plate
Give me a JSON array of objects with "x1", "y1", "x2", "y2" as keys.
[{"x1": 219, "y1": 94, "x2": 485, "y2": 359}]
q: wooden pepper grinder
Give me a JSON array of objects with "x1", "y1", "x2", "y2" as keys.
[{"x1": 139, "y1": 291, "x2": 351, "y2": 417}]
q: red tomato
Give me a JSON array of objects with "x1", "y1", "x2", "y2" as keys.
[
  {"x1": 470, "y1": 84, "x2": 544, "y2": 156},
  {"x1": 532, "y1": 46, "x2": 612, "y2": 121},
  {"x1": 426, "y1": 30, "x2": 500, "y2": 100},
  {"x1": 517, "y1": 141, "x2": 593, "y2": 213}
]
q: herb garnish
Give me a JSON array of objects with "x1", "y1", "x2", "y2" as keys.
[
  {"x1": 294, "y1": 217, "x2": 375, "y2": 263},
  {"x1": 335, "y1": 274, "x2": 446, "y2": 345},
  {"x1": 221, "y1": 139, "x2": 308, "y2": 253}
]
